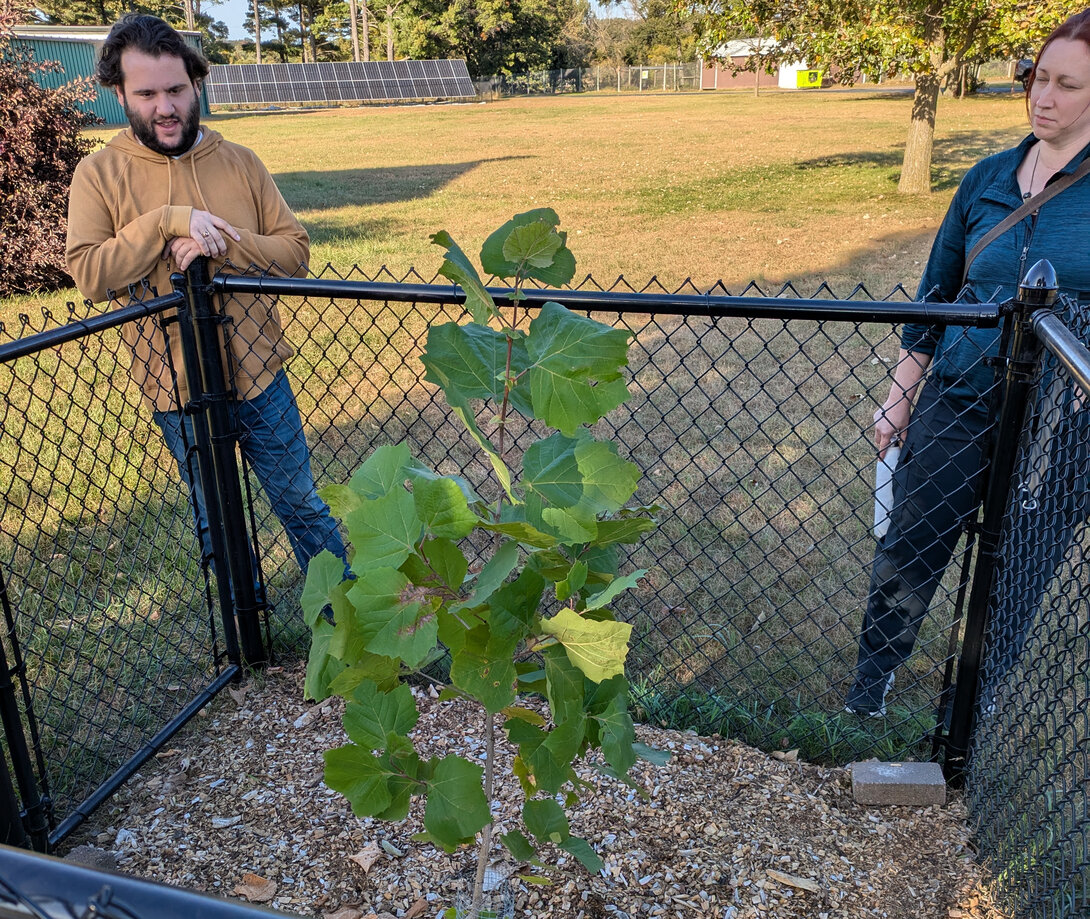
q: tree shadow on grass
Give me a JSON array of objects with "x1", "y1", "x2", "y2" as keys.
[
  {"x1": 795, "y1": 127, "x2": 1029, "y2": 193},
  {"x1": 275, "y1": 156, "x2": 532, "y2": 212}
]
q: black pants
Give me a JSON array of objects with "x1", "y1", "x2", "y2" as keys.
[{"x1": 853, "y1": 394, "x2": 988, "y2": 683}]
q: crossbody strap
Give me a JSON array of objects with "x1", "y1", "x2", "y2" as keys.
[{"x1": 960, "y1": 154, "x2": 1090, "y2": 288}]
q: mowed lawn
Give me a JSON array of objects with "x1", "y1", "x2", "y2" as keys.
[
  {"x1": 0, "y1": 88, "x2": 1037, "y2": 783},
  {"x1": 6, "y1": 86, "x2": 1031, "y2": 322}
]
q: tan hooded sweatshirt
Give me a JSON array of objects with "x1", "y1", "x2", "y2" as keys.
[{"x1": 66, "y1": 127, "x2": 309, "y2": 412}]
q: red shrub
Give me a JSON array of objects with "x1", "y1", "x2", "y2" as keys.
[{"x1": 0, "y1": 4, "x2": 97, "y2": 297}]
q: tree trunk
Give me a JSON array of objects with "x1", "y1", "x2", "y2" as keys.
[
  {"x1": 348, "y1": 0, "x2": 360, "y2": 61},
  {"x1": 253, "y1": 0, "x2": 262, "y2": 64},
  {"x1": 898, "y1": 70, "x2": 940, "y2": 195},
  {"x1": 386, "y1": 4, "x2": 394, "y2": 61},
  {"x1": 298, "y1": 1, "x2": 307, "y2": 61},
  {"x1": 362, "y1": 0, "x2": 370, "y2": 61}
]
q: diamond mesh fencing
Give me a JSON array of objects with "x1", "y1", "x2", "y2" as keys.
[
  {"x1": 222, "y1": 267, "x2": 996, "y2": 766},
  {"x1": 3, "y1": 266, "x2": 1088, "y2": 919},
  {"x1": 0, "y1": 295, "x2": 238, "y2": 846},
  {"x1": 967, "y1": 300, "x2": 1090, "y2": 919},
  {"x1": 476, "y1": 63, "x2": 704, "y2": 98}
]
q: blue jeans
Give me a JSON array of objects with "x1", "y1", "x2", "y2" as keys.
[{"x1": 154, "y1": 370, "x2": 347, "y2": 583}]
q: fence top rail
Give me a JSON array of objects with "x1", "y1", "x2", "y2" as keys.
[
  {"x1": 215, "y1": 275, "x2": 1004, "y2": 326},
  {"x1": 1034, "y1": 309, "x2": 1090, "y2": 392},
  {"x1": 0, "y1": 291, "x2": 184, "y2": 365}
]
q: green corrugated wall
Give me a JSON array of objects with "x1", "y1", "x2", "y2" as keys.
[{"x1": 13, "y1": 33, "x2": 211, "y2": 125}]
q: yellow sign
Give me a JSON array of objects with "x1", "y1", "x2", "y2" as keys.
[{"x1": 796, "y1": 69, "x2": 823, "y2": 88}]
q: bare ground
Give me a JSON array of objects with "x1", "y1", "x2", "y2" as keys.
[{"x1": 61, "y1": 663, "x2": 1007, "y2": 919}]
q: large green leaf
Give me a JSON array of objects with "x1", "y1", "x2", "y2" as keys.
[
  {"x1": 450, "y1": 626, "x2": 518, "y2": 714},
  {"x1": 477, "y1": 518, "x2": 558, "y2": 548},
  {"x1": 346, "y1": 567, "x2": 437, "y2": 667},
  {"x1": 507, "y1": 720, "x2": 574, "y2": 795},
  {"x1": 543, "y1": 644, "x2": 585, "y2": 724},
  {"x1": 488, "y1": 566, "x2": 544, "y2": 644},
  {"x1": 595, "y1": 517, "x2": 657, "y2": 546},
  {"x1": 423, "y1": 755, "x2": 490, "y2": 850},
  {"x1": 575, "y1": 439, "x2": 639, "y2": 513},
  {"x1": 480, "y1": 208, "x2": 576, "y2": 287},
  {"x1": 422, "y1": 537, "x2": 468, "y2": 592},
  {"x1": 541, "y1": 507, "x2": 597, "y2": 545},
  {"x1": 523, "y1": 433, "x2": 582, "y2": 507},
  {"x1": 523, "y1": 797, "x2": 569, "y2": 844},
  {"x1": 591, "y1": 677, "x2": 636, "y2": 775},
  {"x1": 327, "y1": 656, "x2": 401, "y2": 696},
  {"x1": 540, "y1": 607, "x2": 632, "y2": 682},
  {"x1": 317, "y1": 483, "x2": 364, "y2": 518},
  {"x1": 414, "y1": 476, "x2": 478, "y2": 540},
  {"x1": 500, "y1": 830, "x2": 537, "y2": 862},
  {"x1": 422, "y1": 322, "x2": 531, "y2": 414},
  {"x1": 451, "y1": 540, "x2": 519, "y2": 616},
  {"x1": 559, "y1": 835, "x2": 603, "y2": 873},
  {"x1": 324, "y1": 744, "x2": 392, "y2": 817},
  {"x1": 304, "y1": 618, "x2": 345, "y2": 702},
  {"x1": 348, "y1": 443, "x2": 424, "y2": 499},
  {"x1": 526, "y1": 302, "x2": 631, "y2": 435},
  {"x1": 346, "y1": 488, "x2": 420, "y2": 572},
  {"x1": 582, "y1": 569, "x2": 646, "y2": 612},
  {"x1": 342, "y1": 679, "x2": 420, "y2": 750},
  {"x1": 301, "y1": 549, "x2": 350, "y2": 627},
  {"x1": 431, "y1": 230, "x2": 496, "y2": 325}
]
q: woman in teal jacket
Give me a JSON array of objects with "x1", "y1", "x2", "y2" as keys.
[{"x1": 845, "y1": 8, "x2": 1090, "y2": 717}]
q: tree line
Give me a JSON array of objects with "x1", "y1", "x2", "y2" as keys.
[{"x1": 24, "y1": 0, "x2": 701, "y2": 77}]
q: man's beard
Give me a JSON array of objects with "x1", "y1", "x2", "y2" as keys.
[{"x1": 125, "y1": 94, "x2": 201, "y2": 156}]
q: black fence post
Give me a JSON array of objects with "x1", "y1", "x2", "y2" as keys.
[
  {"x1": 943, "y1": 259, "x2": 1058, "y2": 783},
  {"x1": 172, "y1": 261, "x2": 268, "y2": 668},
  {"x1": 0, "y1": 569, "x2": 47, "y2": 851}
]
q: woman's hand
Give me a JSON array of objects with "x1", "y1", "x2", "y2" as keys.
[
  {"x1": 873, "y1": 348, "x2": 932, "y2": 457},
  {"x1": 874, "y1": 398, "x2": 911, "y2": 456}
]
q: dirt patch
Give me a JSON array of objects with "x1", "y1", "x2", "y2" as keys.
[{"x1": 61, "y1": 663, "x2": 1006, "y2": 919}]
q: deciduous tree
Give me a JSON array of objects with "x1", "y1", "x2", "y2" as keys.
[{"x1": 692, "y1": 0, "x2": 1068, "y2": 194}]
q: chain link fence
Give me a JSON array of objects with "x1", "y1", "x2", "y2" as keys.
[
  {"x1": 2, "y1": 264, "x2": 1088, "y2": 915},
  {"x1": 967, "y1": 306, "x2": 1090, "y2": 918},
  {"x1": 475, "y1": 62, "x2": 703, "y2": 99},
  {"x1": 0, "y1": 294, "x2": 240, "y2": 847}
]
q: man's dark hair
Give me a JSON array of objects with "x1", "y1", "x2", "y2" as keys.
[{"x1": 96, "y1": 14, "x2": 209, "y2": 89}]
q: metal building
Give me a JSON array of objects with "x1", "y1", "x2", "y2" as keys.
[{"x1": 11, "y1": 24, "x2": 211, "y2": 125}]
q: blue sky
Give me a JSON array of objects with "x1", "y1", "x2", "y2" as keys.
[{"x1": 212, "y1": 0, "x2": 250, "y2": 40}]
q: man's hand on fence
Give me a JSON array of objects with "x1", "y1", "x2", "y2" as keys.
[{"x1": 187, "y1": 210, "x2": 240, "y2": 260}]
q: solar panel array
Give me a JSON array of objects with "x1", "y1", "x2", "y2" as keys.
[{"x1": 206, "y1": 59, "x2": 476, "y2": 105}]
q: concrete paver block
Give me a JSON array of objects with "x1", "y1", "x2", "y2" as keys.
[{"x1": 851, "y1": 760, "x2": 946, "y2": 806}]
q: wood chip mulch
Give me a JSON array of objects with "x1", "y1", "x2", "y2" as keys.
[{"x1": 60, "y1": 663, "x2": 1008, "y2": 919}]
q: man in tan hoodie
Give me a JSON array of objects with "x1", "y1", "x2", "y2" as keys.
[{"x1": 66, "y1": 14, "x2": 347, "y2": 589}]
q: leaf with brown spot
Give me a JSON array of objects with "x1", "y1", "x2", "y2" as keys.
[{"x1": 234, "y1": 873, "x2": 276, "y2": 902}]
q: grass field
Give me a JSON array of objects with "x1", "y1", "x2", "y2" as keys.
[
  {"x1": 0, "y1": 89, "x2": 1037, "y2": 812},
  {"x1": 4, "y1": 86, "x2": 1032, "y2": 325}
]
